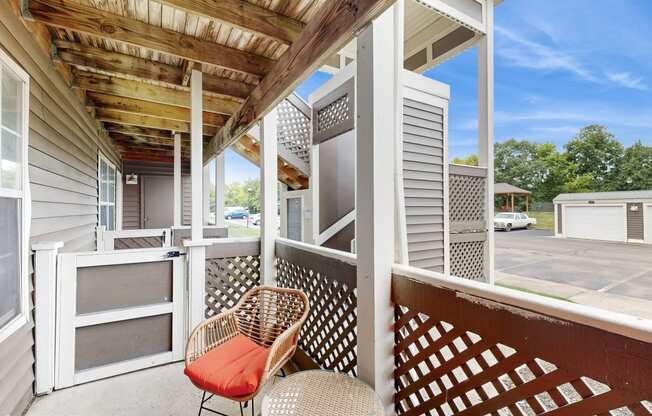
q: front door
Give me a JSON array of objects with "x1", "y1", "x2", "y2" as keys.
[{"x1": 143, "y1": 176, "x2": 174, "y2": 228}]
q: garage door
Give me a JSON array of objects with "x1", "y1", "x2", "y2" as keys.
[
  {"x1": 646, "y1": 205, "x2": 652, "y2": 243},
  {"x1": 565, "y1": 205, "x2": 625, "y2": 242}
]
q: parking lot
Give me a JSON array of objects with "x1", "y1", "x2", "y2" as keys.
[{"x1": 495, "y1": 229, "x2": 652, "y2": 318}]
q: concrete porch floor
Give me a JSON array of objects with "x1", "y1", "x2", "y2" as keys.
[{"x1": 27, "y1": 362, "x2": 269, "y2": 416}]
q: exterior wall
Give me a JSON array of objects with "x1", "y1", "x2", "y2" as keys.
[
  {"x1": 626, "y1": 202, "x2": 644, "y2": 241},
  {"x1": 0, "y1": 3, "x2": 119, "y2": 413},
  {"x1": 122, "y1": 176, "x2": 141, "y2": 229}
]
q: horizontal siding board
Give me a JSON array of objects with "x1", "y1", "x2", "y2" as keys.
[
  {"x1": 403, "y1": 123, "x2": 443, "y2": 139},
  {"x1": 403, "y1": 151, "x2": 443, "y2": 165},
  {"x1": 406, "y1": 206, "x2": 444, "y2": 216},
  {"x1": 404, "y1": 170, "x2": 443, "y2": 182},
  {"x1": 409, "y1": 249, "x2": 444, "y2": 262},
  {"x1": 404, "y1": 98, "x2": 443, "y2": 115},
  {"x1": 404, "y1": 188, "x2": 443, "y2": 199},
  {"x1": 404, "y1": 179, "x2": 443, "y2": 190},
  {"x1": 403, "y1": 105, "x2": 443, "y2": 121},
  {"x1": 403, "y1": 114, "x2": 443, "y2": 131},
  {"x1": 407, "y1": 223, "x2": 444, "y2": 234},
  {"x1": 403, "y1": 161, "x2": 443, "y2": 174},
  {"x1": 28, "y1": 130, "x2": 96, "y2": 178},
  {"x1": 404, "y1": 142, "x2": 443, "y2": 155},
  {"x1": 30, "y1": 183, "x2": 97, "y2": 206},
  {"x1": 29, "y1": 166, "x2": 97, "y2": 197},
  {"x1": 32, "y1": 201, "x2": 98, "y2": 219},
  {"x1": 404, "y1": 197, "x2": 443, "y2": 207},
  {"x1": 407, "y1": 232, "x2": 444, "y2": 243},
  {"x1": 406, "y1": 215, "x2": 443, "y2": 225},
  {"x1": 31, "y1": 215, "x2": 98, "y2": 237},
  {"x1": 29, "y1": 148, "x2": 96, "y2": 187},
  {"x1": 408, "y1": 240, "x2": 445, "y2": 252},
  {"x1": 403, "y1": 133, "x2": 443, "y2": 147}
]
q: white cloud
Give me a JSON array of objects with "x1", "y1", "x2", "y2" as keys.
[
  {"x1": 495, "y1": 26, "x2": 599, "y2": 83},
  {"x1": 606, "y1": 72, "x2": 649, "y2": 91}
]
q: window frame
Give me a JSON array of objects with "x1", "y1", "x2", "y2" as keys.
[
  {"x1": 98, "y1": 152, "x2": 117, "y2": 231},
  {"x1": 0, "y1": 49, "x2": 30, "y2": 344}
]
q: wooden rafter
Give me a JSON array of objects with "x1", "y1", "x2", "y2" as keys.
[
  {"x1": 73, "y1": 71, "x2": 240, "y2": 115},
  {"x1": 207, "y1": 0, "x2": 396, "y2": 160},
  {"x1": 55, "y1": 40, "x2": 255, "y2": 99},
  {"x1": 159, "y1": 0, "x2": 304, "y2": 46},
  {"x1": 27, "y1": 0, "x2": 275, "y2": 77},
  {"x1": 86, "y1": 92, "x2": 228, "y2": 127},
  {"x1": 232, "y1": 135, "x2": 308, "y2": 190},
  {"x1": 94, "y1": 108, "x2": 219, "y2": 136}
]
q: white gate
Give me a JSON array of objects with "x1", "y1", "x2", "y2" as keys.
[{"x1": 55, "y1": 247, "x2": 185, "y2": 388}]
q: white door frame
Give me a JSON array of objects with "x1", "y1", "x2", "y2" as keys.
[
  {"x1": 644, "y1": 203, "x2": 652, "y2": 244},
  {"x1": 55, "y1": 247, "x2": 185, "y2": 388}
]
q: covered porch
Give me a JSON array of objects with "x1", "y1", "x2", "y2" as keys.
[{"x1": 6, "y1": 0, "x2": 652, "y2": 415}]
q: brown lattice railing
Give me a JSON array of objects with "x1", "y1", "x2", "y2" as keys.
[
  {"x1": 275, "y1": 238, "x2": 358, "y2": 375},
  {"x1": 204, "y1": 238, "x2": 261, "y2": 317},
  {"x1": 392, "y1": 265, "x2": 652, "y2": 416}
]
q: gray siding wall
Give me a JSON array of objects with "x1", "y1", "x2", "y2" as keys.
[
  {"x1": 182, "y1": 175, "x2": 192, "y2": 226},
  {"x1": 557, "y1": 204, "x2": 563, "y2": 235},
  {"x1": 123, "y1": 177, "x2": 141, "y2": 229},
  {"x1": 0, "y1": 3, "x2": 119, "y2": 414},
  {"x1": 627, "y1": 203, "x2": 644, "y2": 240},
  {"x1": 402, "y1": 98, "x2": 445, "y2": 272}
]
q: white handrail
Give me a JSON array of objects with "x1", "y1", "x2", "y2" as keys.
[
  {"x1": 276, "y1": 237, "x2": 357, "y2": 266},
  {"x1": 392, "y1": 263, "x2": 652, "y2": 344}
]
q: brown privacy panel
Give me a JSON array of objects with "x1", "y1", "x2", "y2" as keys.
[
  {"x1": 322, "y1": 221, "x2": 355, "y2": 252},
  {"x1": 76, "y1": 261, "x2": 172, "y2": 314},
  {"x1": 114, "y1": 236, "x2": 164, "y2": 249},
  {"x1": 275, "y1": 241, "x2": 358, "y2": 376},
  {"x1": 392, "y1": 272, "x2": 652, "y2": 415},
  {"x1": 75, "y1": 314, "x2": 172, "y2": 371},
  {"x1": 627, "y1": 203, "x2": 644, "y2": 240},
  {"x1": 318, "y1": 132, "x2": 355, "y2": 233}
]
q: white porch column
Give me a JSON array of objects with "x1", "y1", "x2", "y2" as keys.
[
  {"x1": 32, "y1": 241, "x2": 64, "y2": 395},
  {"x1": 173, "y1": 132, "x2": 182, "y2": 227},
  {"x1": 185, "y1": 69, "x2": 209, "y2": 330},
  {"x1": 478, "y1": 1, "x2": 495, "y2": 284},
  {"x1": 260, "y1": 108, "x2": 278, "y2": 285},
  {"x1": 356, "y1": 4, "x2": 399, "y2": 412},
  {"x1": 116, "y1": 171, "x2": 123, "y2": 230},
  {"x1": 215, "y1": 152, "x2": 226, "y2": 228},
  {"x1": 203, "y1": 162, "x2": 211, "y2": 225}
]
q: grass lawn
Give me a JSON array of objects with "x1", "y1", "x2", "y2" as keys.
[
  {"x1": 228, "y1": 223, "x2": 260, "y2": 238},
  {"x1": 528, "y1": 211, "x2": 554, "y2": 231}
]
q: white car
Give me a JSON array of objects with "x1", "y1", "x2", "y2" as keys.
[{"x1": 494, "y1": 212, "x2": 536, "y2": 231}]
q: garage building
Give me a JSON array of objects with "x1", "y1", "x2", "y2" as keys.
[{"x1": 553, "y1": 190, "x2": 652, "y2": 243}]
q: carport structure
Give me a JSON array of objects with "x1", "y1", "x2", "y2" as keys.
[
  {"x1": 495, "y1": 182, "x2": 531, "y2": 212},
  {"x1": 1, "y1": 1, "x2": 652, "y2": 416}
]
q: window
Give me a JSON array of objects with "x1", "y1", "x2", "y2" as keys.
[
  {"x1": 98, "y1": 153, "x2": 116, "y2": 231},
  {"x1": 0, "y1": 50, "x2": 29, "y2": 342}
]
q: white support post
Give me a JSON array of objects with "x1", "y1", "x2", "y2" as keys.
[
  {"x1": 356, "y1": 5, "x2": 399, "y2": 413},
  {"x1": 186, "y1": 69, "x2": 208, "y2": 331},
  {"x1": 173, "y1": 132, "x2": 182, "y2": 227},
  {"x1": 203, "y1": 162, "x2": 211, "y2": 225},
  {"x1": 215, "y1": 152, "x2": 226, "y2": 228},
  {"x1": 260, "y1": 108, "x2": 278, "y2": 285},
  {"x1": 32, "y1": 241, "x2": 64, "y2": 395},
  {"x1": 478, "y1": 0, "x2": 495, "y2": 284}
]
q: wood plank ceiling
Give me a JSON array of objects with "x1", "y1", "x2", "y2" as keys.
[{"x1": 22, "y1": 0, "x2": 395, "y2": 188}]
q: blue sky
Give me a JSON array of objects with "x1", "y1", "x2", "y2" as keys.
[{"x1": 223, "y1": 0, "x2": 652, "y2": 182}]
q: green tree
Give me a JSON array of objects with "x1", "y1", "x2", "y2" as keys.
[
  {"x1": 564, "y1": 125, "x2": 624, "y2": 191},
  {"x1": 494, "y1": 139, "x2": 540, "y2": 191},
  {"x1": 452, "y1": 154, "x2": 478, "y2": 166},
  {"x1": 224, "y1": 179, "x2": 261, "y2": 213},
  {"x1": 614, "y1": 140, "x2": 652, "y2": 190}
]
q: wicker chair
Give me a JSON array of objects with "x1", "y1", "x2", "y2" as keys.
[{"x1": 185, "y1": 286, "x2": 309, "y2": 416}]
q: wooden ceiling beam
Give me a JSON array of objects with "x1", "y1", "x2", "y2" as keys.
[
  {"x1": 27, "y1": 0, "x2": 275, "y2": 77},
  {"x1": 232, "y1": 135, "x2": 308, "y2": 190},
  {"x1": 55, "y1": 41, "x2": 255, "y2": 99},
  {"x1": 207, "y1": 0, "x2": 396, "y2": 160},
  {"x1": 95, "y1": 108, "x2": 219, "y2": 136},
  {"x1": 159, "y1": 0, "x2": 304, "y2": 46},
  {"x1": 86, "y1": 92, "x2": 227, "y2": 127},
  {"x1": 73, "y1": 71, "x2": 240, "y2": 115}
]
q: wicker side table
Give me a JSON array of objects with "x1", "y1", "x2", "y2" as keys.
[{"x1": 261, "y1": 370, "x2": 384, "y2": 416}]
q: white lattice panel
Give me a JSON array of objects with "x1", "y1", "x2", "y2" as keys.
[
  {"x1": 316, "y1": 94, "x2": 351, "y2": 133},
  {"x1": 449, "y1": 172, "x2": 486, "y2": 232},
  {"x1": 278, "y1": 100, "x2": 311, "y2": 165}
]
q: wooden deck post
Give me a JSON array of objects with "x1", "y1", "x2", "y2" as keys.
[
  {"x1": 215, "y1": 152, "x2": 226, "y2": 228},
  {"x1": 356, "y1": 3, "x2": 401, "y2": 413},
  {"x1": 186, "y1": 69, "x2": 209, "y2": 331},
  {"x1": 478, "y1": 0, "x2": 495, "y2": 284},
  {"x1": 260, "y1": 107, "x2": 278, "y2": 285},
  {"x1": 173, "y1": 132, "x2": 181, "y2": 227}
]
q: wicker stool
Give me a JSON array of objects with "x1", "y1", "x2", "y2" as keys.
[{"x1": 261, "y1": 370, "x2": 384, "y2": 416}]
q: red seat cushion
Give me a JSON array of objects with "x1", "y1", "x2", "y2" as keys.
[{"x1": 184, "y1": 334, "x2": 269, "y2": 398}]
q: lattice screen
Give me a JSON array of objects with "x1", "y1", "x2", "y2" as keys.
[
  {"x1": 449, "y1": 171, "x2": 486, "y2": 232},
  {"x1": 277, "y1": 99, "x2": 311, "y2": 165},
  {"x1": 450, "y1": 234, "x2": 486, "y2": 281},
  {"x1": 316, "y1": 94, "x2": 351, "y2": 132},
  {"x1": 393, "y1": 274, "x2": 652, "y2": 416},
  {"x1": 275, "y1": 242, "x2": 358, "y2": 375},
  {"x1": 205, "y1": 255, "x2": 260, "y2": 317},
  {"x1": 312, "y1": 77, "x2": 355, "y2": 143}
]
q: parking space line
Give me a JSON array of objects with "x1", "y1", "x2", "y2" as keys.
[{"x1": 597, "y1": 268, "x2": 652, "y2": 293}]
